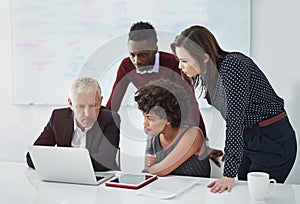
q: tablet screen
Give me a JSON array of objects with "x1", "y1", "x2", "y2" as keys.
[
  {"x1": 110, "y1": 174, "x2": 153, "y2": 185},
  {"x1": 105, "y1": 174, "x2": 157, "y2": 189}
]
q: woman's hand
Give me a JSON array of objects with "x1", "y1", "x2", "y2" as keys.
[
  {"x1": 145, "y1": 153, "x2": 156, "y2": 167},
  {"x1": 207, "y1": 177, "x2": 235, "y2": 193}
]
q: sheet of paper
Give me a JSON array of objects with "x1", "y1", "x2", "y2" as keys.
[{"x1": 135, "y1": 176, "x2": 201, "y2": 199}]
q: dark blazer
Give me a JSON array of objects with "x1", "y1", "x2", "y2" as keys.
[{"x1": 26, "y1": 106, "x2": 120, "y2": 171}]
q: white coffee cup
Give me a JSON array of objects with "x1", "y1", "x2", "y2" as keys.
[{"x1": 247, "y1": 172, "x2": 276, "y2": 201}]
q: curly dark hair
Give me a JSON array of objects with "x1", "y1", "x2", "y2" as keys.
[
  {"x1": 134, "y1": 79, "x2": 190, "y2": 127},
  {"x1": 129, "y1": 21, "x2": 158, "y2": 47}
]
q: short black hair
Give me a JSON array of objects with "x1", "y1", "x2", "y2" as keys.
[
  {"x1": 129, "y1": 21, "x2": 158, "y2": 46},
  {"x1": 134, "y1": 79, "x2": 190, "y2": 127}
]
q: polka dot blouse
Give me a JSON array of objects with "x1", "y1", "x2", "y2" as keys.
[{"x1": 210, "y1": 52, "x2": 284, "y2": 178}]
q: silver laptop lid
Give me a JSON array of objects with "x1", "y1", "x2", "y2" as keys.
[{"x1": 28, "y1": 145, "x2": 113, "y2": 185}]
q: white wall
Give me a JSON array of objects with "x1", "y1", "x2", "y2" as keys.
[
  {"x1": 251, "y1": 0, "x2": 300, "y2": 184},
  {"x1": 1, "y1": 0, "x2": 299, "y2": 183}
]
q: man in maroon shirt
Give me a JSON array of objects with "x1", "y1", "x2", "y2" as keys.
[{"x1": 106, "y1": 21, "x2": 223, "y2": 166}]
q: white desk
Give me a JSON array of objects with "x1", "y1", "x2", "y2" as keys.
[{"x1": 0, "y1": 162, "x2": 299, "y2": 204}]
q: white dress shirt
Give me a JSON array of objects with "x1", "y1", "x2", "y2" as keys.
[{"x1": 71, "y1": 119, "x2": 93, "y2": 148}]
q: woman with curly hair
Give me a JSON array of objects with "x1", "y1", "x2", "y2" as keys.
[{"x1": 134, "y1": 78, "x2": 210, "y2": 177}]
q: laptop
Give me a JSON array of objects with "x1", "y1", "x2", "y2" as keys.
[{"x1": 28, "y1": 145, "x2": 114, "y2": 185}]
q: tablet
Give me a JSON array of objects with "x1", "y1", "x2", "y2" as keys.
[{"x1": 105, "y1": 174, "x2": 158, "y2": 189}]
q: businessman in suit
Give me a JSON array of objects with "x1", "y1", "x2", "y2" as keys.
[{"x1": 26, "y1": 77, "x2": 120, "y2": 171}]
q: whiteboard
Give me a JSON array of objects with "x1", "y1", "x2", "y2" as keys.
[{"x1": 11, "y1": 0, "x2": 251, "y2": 105}]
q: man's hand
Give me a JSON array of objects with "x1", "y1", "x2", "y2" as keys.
[{"x1": 207, "y1": 147, "x2": 224, "y2": 167}]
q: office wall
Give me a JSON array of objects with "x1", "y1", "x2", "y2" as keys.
[
  {"x1": 1, "y1": 0, "x2": 300, "y2": 183},
  {"x1": 251, "y1": 0, "x2": 300, "y2": 184},
  {"x1": 10, "y1": 0, "x2": 250, "y2": 105}
]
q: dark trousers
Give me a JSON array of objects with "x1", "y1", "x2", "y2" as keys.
[{"x1": 238, "y1": 117, "x2": 297, "y2": 183}]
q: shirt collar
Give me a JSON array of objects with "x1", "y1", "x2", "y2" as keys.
[{"x1": 136, "y1": 52, "x2": 160, "y2": 74}]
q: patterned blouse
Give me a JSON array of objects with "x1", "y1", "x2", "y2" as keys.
[
  {"x1": 210, "y1": 52, "x2": 284, "y2": 177},
  {"x1": 148, "y1": 126, "x2": 211, "y2": 177}
]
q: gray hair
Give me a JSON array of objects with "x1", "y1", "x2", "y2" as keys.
[{"x1": 69, "y1": 77, "x2": 101, "y2": 100}]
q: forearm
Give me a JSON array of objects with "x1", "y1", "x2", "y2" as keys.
[{"x1": 144, "y1": 161, "x2": 176, "y2": 176}]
